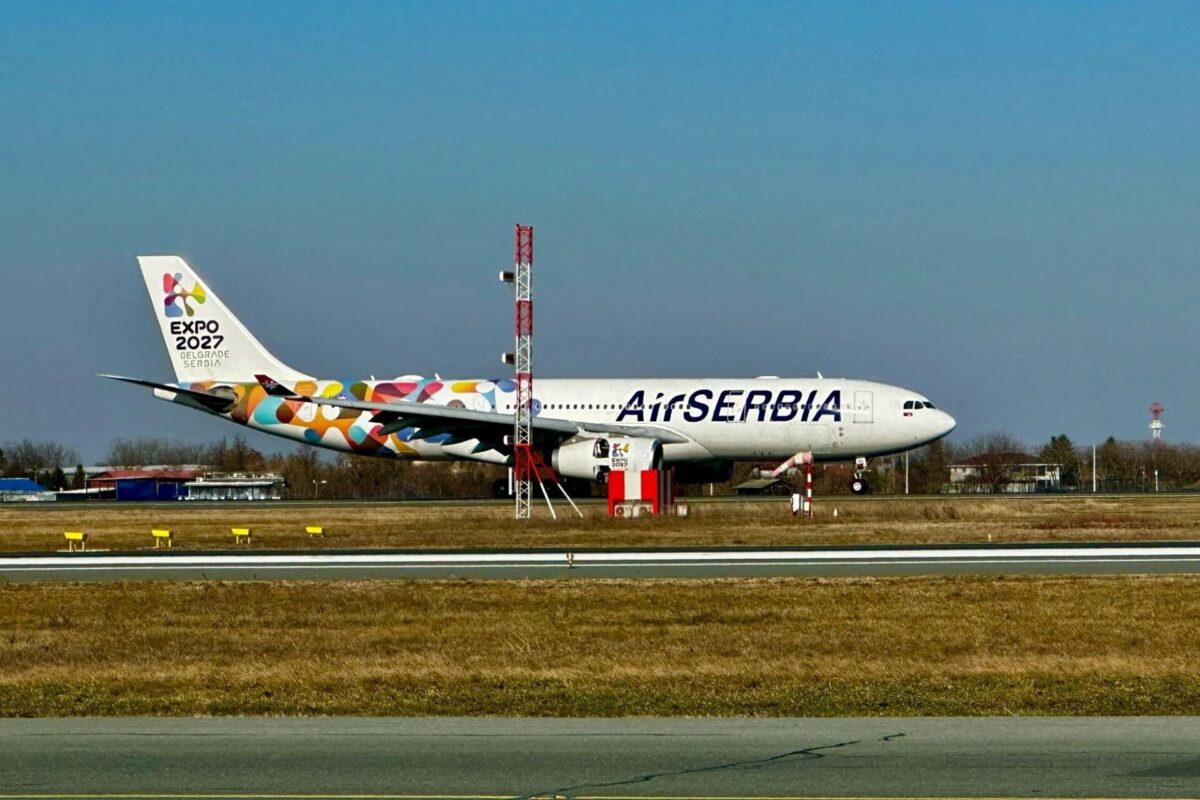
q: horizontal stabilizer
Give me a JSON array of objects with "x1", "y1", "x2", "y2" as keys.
[{"x1": 99, "y1": 374, "x2": 237, "y2": 413}]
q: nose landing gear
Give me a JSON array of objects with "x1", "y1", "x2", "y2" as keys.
[{"x1": 851, "y1": 456, "x2": 871, "y2": 495}]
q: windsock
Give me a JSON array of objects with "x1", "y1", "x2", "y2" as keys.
[{"x1": 771, "y1": 451, "x2": 814, "y2": 479}]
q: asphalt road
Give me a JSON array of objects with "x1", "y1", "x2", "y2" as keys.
[
  {"x1": 4, "y1": 542, "x2": 1200, "y2": 582},
  {"x1": 2, "y1": 717, "x2": 1197, "y2": 798}
]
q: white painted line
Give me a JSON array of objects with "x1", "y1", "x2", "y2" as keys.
[
  {"x1": 574, "y1": 546, "x2": 1200, "y2": 563},
  {"x1": 7, "y1": 546, "x2": 1200, "y2": 573},
  {"x1": 7, "y1": 561, "x2": 1200, "y2": 573},
  {"x1": 4, "y1": 545, "x2": 1200, "y2": 571}
]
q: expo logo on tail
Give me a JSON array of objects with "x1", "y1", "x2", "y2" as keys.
[
  {"x1": 163, "y1": 273, "x2": 228, "y2": 365},
  {"x1": 163, "y1": 272, "x2": 207, "y2": 318}
]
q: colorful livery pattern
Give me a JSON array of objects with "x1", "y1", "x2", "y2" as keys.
[{"x1": 178, "y1": 377, "x2": 517, "y2": 459}]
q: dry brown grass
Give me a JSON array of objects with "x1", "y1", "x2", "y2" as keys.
[
  {"x1": 3, "y1": 494, "x2": 1200, "y2": 552},
  {"x1": 2, "y1": 575, "x2": 1199, "y2": 716}
]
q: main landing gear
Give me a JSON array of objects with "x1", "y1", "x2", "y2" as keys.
[{"x1": 850, "y1": 456, "x2": 871, "y2": 495}]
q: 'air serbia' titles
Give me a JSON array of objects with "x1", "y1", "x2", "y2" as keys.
[{"x1": 615, "y1": 389, "x2": 842, "y2": 424}]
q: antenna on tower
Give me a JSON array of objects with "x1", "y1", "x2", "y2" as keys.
[{"x1": 1149, "y1": 402, "x2": 1164, "y2": 443}]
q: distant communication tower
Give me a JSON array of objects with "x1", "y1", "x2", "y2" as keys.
[{"x1": 1150, "y1": 402, "x2": 1164, "y2": 442}]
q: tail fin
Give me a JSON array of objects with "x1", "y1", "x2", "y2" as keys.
[{"x1": 137, "y1": 255, "x2": 311, "y2": 383}]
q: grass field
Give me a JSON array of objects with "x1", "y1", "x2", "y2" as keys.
[
  {"x1": 2, "y1": 574, "x2": 1197, "y2": 716},
  {"x1": 2, "y1": 494, "x2": 1200, "y2": 552}
]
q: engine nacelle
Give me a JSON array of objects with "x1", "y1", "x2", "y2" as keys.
[{"x1": 551, "y1": 436, "x2": 663, "y2": 482}]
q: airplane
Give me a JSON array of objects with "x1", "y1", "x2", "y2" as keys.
[{"x1": 104, "y1": 256, "x2": 956, "y2": 496}]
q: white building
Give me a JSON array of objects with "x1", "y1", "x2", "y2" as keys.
[
  {"x1": 184, "y1": 472, "x2": 285, "y2": 501},
  {"x1": 948, "y1": 455, "x2": 1062, "y2": 494}
]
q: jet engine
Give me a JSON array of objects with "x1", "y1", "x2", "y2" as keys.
[{"x1": 551, "y1": 436, "x2": 663, "y2": 483}]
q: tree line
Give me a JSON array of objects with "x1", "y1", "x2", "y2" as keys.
[
  {"x1": 0, "y1": 439, "x2": 82, "y2": 491},
  {"x1": 3, "y1": 432, "x2": 1199, "y2": 498},
  {"x1": 0, "y1": 436, "x2": 504, "y2": 499},
  {"x1": 854, "y1": 432, "x2": 1200, "y2": 494}
]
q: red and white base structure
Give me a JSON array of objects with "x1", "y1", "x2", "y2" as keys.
[
  {"x1": 608, "y1": 469, "x2": 676, "y2": 517},
  {"x1": 775, "y1": 451, "x2": 814, "y2": 520}
]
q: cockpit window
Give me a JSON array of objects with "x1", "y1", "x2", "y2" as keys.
[
  {"x1": 903, "y1": 400, "x2": 915, "y2": 410},
  {"x1": 924, "y1": 401, "x2": 936, "y2": 409}
]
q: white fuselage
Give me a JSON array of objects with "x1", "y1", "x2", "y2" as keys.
[
  {"x1": 506, "y1": 377, "x2": 954, "y2": 463},
  {"x1": 174, "y1": 375, "x2": 955, "y2": 466}
]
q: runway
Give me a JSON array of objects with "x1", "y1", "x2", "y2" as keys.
[
  {"x1": 2, "y1": 716, "x2": 1197, "y2": 798},
  {"x1": 4, "y1": 541, "x2": 1200, "y2": 581}
]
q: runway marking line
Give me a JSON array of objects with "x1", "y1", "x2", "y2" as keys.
[
  {"x1": 8, "y1": 544, "x2": 1200, "y2": 570},
  {"x1": 0, "y1": 795, "x2": 1192, "y2": 800},
  {"x1": 7, "y1": 557, "x2": 1200, "y2": 574}
]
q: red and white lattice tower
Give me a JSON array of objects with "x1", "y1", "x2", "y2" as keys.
[
  {"x1": 499, "y1": 226, "x2": 580, "y2": 520},
  {"x1": 511, "y1": 225, "x2": 535, "y2": 518},
  {"x1": 1150, "y1": 402, "x2": 1164, "y2": 443}
]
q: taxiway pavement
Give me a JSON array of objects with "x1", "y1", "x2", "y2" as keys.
[{"x1": 2, "y1": 716, "x2": 1198, "y2": 798}]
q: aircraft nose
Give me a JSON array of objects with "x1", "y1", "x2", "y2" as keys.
[{"x1": 936, "y1": 410, "x2": 956, "y2": 438}]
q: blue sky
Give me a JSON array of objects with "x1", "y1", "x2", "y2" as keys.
[{"x1": 2, "y1": 1, "x2": 1198, "y2": 459}]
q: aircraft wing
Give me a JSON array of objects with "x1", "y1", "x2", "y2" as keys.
[{"x1": 255, "y1": 378, "x2": 692, "y2": 448}]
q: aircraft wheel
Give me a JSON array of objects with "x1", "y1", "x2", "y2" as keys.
[
  {"x1": 491, "y1": 478, "x2": 510, "y2": 499},
  {"x1": 851, "y1": 478, "x2": 870, "y2": 495}
]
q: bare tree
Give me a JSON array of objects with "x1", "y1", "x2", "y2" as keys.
[
  {"x1": 206, "y1": 435, "x2": 266, "y2": 472},
  {"x1": 2, "y1": 439, "x2": 78, "y2": 477},
  {"x1": 910, "y1": 439, "x2": 950, "y2": 493},
  {"x1": 1040, "y1": 434, "x2": 1083, "y2": 489},
  {"x1": 961, "y1": 432, "x2": 1028, "y2": 492},
  {"x1": 104, "y1": 438, "x2": 209, "y2": 466}
]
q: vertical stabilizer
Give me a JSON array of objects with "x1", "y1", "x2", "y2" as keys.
[{"x1": 137, "y1": 255, "x2": 311, "y2": 383}]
